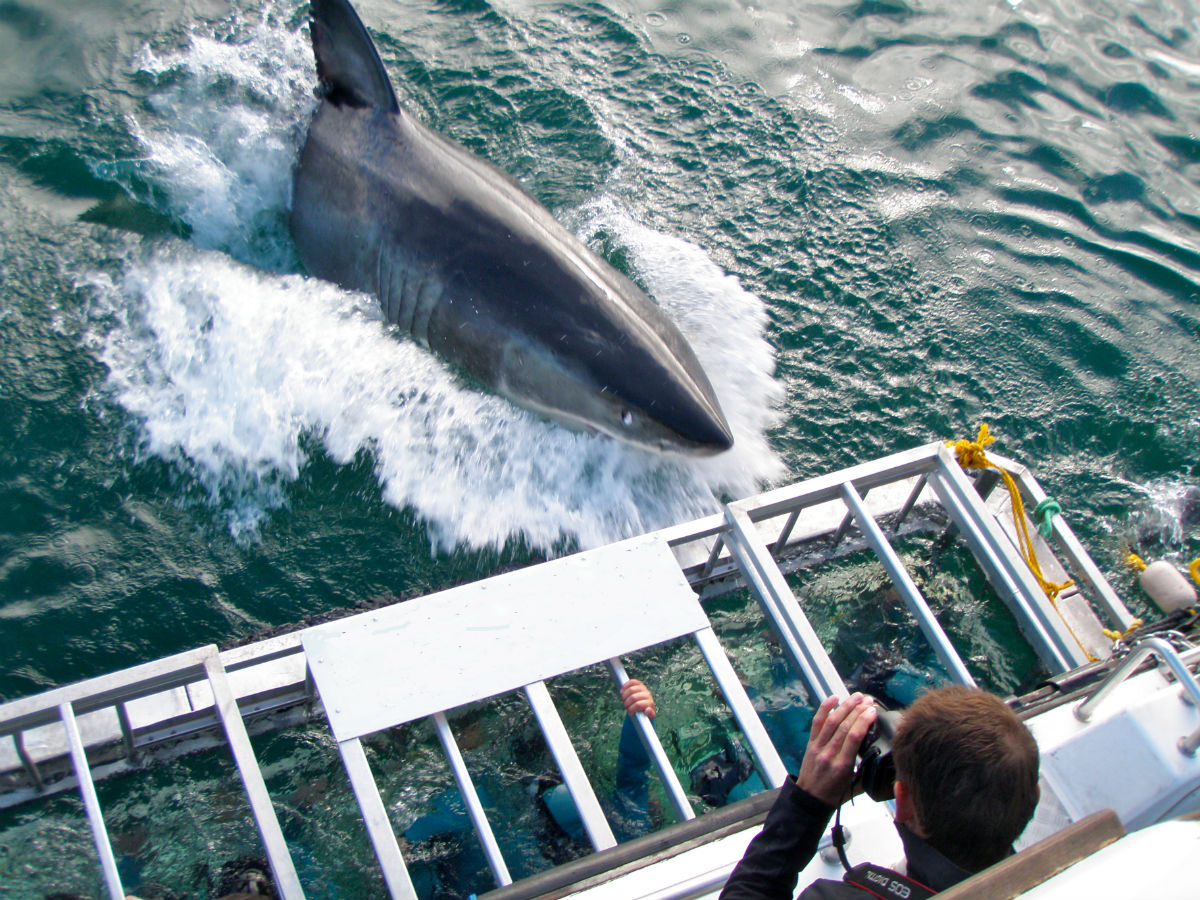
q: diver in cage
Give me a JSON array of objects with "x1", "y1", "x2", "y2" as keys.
[{"x1": 537, "y1": 678, "x2": 660, "y2": 843}]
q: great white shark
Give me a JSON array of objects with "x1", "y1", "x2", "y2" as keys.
[{"x1": 291, "y1": 0, "x2": 734, "y2": 454}]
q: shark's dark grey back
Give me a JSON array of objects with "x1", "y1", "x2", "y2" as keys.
[
  {"x1": 293, "y1": 0, "x2": 734, "y2": 453},
  {"x1": 310, "y1": 0, "x2": 399, "y2": 112}
]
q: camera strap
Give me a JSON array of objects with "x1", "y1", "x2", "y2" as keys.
[{"x1": 842, "y1": 862, "x2": 936, "y2": 900}]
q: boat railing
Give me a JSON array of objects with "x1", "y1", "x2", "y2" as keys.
[{"x1": 1074, "y1": 636, "x2": 1200, "y2": 755}]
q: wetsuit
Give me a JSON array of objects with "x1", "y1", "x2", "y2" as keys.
[
  {"x1": 542, "y1": 712, "x2": 654, "y2": 842},
  {"x1": 719, "y1": 778, "x2": 974, "y2": 899}
]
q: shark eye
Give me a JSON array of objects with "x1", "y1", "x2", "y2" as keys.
[{"x1": 621, "y1": 409, "x2": 634, "y2": 427}]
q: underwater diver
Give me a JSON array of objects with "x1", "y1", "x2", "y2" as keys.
[
  {"x1": 540, "y1": 677, "x2": 801, "y2": 836},
  {"x1": 103, "y1": 853, "x2": 277, "y2": 900},
  {"x1": 402, "y1": 678, "x2": 664, "y2": 896},
  {"x1": 546, "y1": 654, "x2": 951, "y2": 831},
  {"x1": 537, "y1": 678, "x2": 660, "y2": 843},
  {"x1": 719, "y1": 687, "x2": 1040, "y2": 899}
]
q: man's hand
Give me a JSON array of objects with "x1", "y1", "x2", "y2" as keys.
[
  {"x1": 795, "y1": 693, "x2": 877, "y2": 807},
  {"x1": 621, "y1": 679, "x2": 656, "y2": 719}
]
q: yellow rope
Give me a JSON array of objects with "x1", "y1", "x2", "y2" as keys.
[
  {"x1": 1102, "y1": 619, "x2": 1144, "y2": 642},
  {"x1": 947, "y1": 425, "x2": 1093, "y2": 659},
  {"x1": 948, "y1": 425, "x2": 1076, "y2": 602},
  {"x1": 1191, "y1": 558, "x2": 1200, "y2": 588},
  {"x1": 1125, "y1": 553, "x2": 1148, "y2": 572}
]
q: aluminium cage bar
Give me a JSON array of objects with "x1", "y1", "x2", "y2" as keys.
[
  {"x1": 300, "y1": 535, "x2": 783, "y2": 900},
  {"x1": 0, "y1": 647, "x2": 217, "y2": 737},
  {"x1": 201, "y1": 653, "x2": 306, "y2": 900},
  {"x1": 432, "y1": 710, "x2": 513, "y2": 886},
  {"x1": 839, "y1": 481, "x2": 976, "y2": 687},
  {"x1": 0, "y1": 646, "x2": 305, "y2": 900},
  {"x1": 338, "y1": 735, "x2": 420, "y2": 900},
  {"x1": 987, "y1": 452, "x2": 1136, "y2": 631},
  {"x1": 59, "y1": 700, "x2": 124, "y2": 900},
  {"x1": 606, "y1": 657, "x2": 696, "y2": 824},
  {"x1": 115, "y1": 702, "x2": 137, "y2": 762},
  {"x1": 723, "y1": 503, "x2": 848, "y2": 703},
  {"x1": 728, "y1": 444, "x2": 943, "y2": 527},
  {"x1": 525, "y1": 679, "x2": 619, "y2": 853},
  {"x1": 328, "y1": 634, "x2": 787, "y2": 899},
  {"x1": 926, "y1": 448, "x2": 1084, "y2": 673}
]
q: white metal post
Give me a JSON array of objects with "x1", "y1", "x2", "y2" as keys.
[{"x1": 59, "y1": 702, "x2": 124, "y2": 900}]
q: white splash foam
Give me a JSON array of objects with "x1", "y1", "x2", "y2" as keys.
[
  {"x1": 1133, "y1": 480, "x2": 1200, "y2": 554},
  {"x1": 96, "y1": 3, "x2": 785, "y2": 552},
  {"x1": 89, "y1": 240, "x2": 782, "y2": 551},
  {"x1": 88, "y1": 240, "x2": 787, "y2": 549},
  {"x1": 572, "y1": 197, "x2": 786, "y2": 496},
  {"x1": 127, "y1": 3, "x2": 315, "y2": 269}
]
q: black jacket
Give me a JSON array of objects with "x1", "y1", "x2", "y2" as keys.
[{"x1": 719, "y1": 779, "x2": 973, "y2": 899}]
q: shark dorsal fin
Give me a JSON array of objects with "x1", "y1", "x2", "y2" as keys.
[{"x1": 310, "y1": 0, "x2": 400, "y2": 113}]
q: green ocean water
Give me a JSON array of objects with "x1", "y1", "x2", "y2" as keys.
[{"x1": 1, "y1": 0, "x2": 1200, "y2": 895}]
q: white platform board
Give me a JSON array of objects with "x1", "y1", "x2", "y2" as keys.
[{"x1": 303, "y1": 536, "x2": 709, "y2": 743}]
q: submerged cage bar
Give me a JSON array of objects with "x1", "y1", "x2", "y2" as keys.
[
  {"x1": 830, "y1": 486, "x2": 868, "y2": 549},
  {"x1": 700, "y1": 533, "x2": 727, "y2": 580},
  {"x1": 891, "y1": 473, "x2": 930, "y2": 536},
  {"x1": 607, "y1": 658, "x2": 695, "y2": 823},
  {"x1": 774, "y1": 507, "x2": 801, "y2": 551},
  {"x1": 432, "y1": 711, "x2": 512, "y2": 886},
  {"x1": 840, "y1": 481, "x2": 976, "y2": 686},
  {"x1": 59, "y1": 701, "x2": 124, "y2": 900},
  {"x1": 13, "y1": 732, "x2": 44, "y2": 792}
]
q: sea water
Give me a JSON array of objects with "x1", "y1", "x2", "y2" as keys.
[{"x1": 1, "y1": 0, "x2": 1199, "y2": 896}]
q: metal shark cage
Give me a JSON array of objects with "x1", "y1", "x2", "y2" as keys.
[{"x1": 0, "y1": 442, "x2": 1141, "y2": 900}]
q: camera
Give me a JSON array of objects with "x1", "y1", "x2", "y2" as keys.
[{"x1": 854, "y1": 706, "x2": 903, "y2": 802}]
